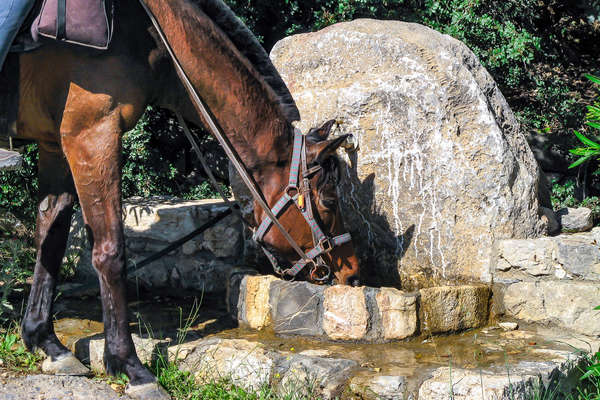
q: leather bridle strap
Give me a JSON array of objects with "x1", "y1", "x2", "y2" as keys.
[
  {"x1": 254, "y1": 129, "x2": 352, "y2": 279},
  {"x1": 139, "y1": 0, "x2": 311, "y2": 264}
]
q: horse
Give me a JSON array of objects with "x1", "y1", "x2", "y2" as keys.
[{"x1": 10, "y1": 0, "x2": 361, "y2": 397}]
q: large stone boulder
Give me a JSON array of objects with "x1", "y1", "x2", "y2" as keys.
[{"x1": 267, "y1": 19, "x2": 547, "y2": 288}]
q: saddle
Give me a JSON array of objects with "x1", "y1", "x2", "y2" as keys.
[{"x1": 1, "y1": 0, "x2": 115, "y2": 141}]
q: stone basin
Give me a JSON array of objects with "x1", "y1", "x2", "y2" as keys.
[
  {"x1": 50, "y1": 292, "x2": 597, "y2": 400},
  {"x1": 228, "y1": 273, "x2": 491, "y2": 342}
]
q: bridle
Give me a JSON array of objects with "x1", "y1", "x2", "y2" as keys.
[
  {"x1": 140, "y1": 1, "x2": 352, "y2": 283},
  {"x1": 252, "y1": 128, "x2": 352, "y2": 282}
]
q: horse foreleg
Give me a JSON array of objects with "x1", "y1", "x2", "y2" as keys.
[
  {"x1": 21, "y1": 143, "x2": 89, "y2": 375},
  {"x1": 61, "y1": 109, "x2": 168, "y2": 399}
]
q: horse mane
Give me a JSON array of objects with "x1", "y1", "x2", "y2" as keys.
[{"x1": 194, "y1": 0, "x2": 300, "y2": 123}]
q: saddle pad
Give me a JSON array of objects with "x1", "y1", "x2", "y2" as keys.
[{"x1": 35, "y1": 0, "x2": 114, "y2": 50}]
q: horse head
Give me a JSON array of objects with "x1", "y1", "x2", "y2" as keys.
[{"x1": 255, "y1": 120, "x2": 361, "y2": 286}]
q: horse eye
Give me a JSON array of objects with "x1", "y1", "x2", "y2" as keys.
[{"x1": 319, "y1": 192, "x2": 338, "y2": 210}]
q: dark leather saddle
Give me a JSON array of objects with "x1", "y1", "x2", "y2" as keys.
[{"x1": 1, "y1": 0, "x2": 114, "y2": 141}]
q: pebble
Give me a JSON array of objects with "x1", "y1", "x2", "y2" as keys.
[{"x1": 499, "y1": 322, "x2": 518, "y2": 331}]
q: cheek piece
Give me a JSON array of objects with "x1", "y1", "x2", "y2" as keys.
[{"x1": 252, "y1": 128, "x2": 352, "y2": 282}]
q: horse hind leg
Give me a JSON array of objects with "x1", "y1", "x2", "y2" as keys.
[
  {"x1": 20, "y1": 143, "x2": 89, "y2": 375},
  {"x1": 60, "y1": 106, "x2": 169, "y2": 399}
]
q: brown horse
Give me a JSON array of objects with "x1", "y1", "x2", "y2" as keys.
[{"x1": 11, "y1": 0, "x2": 360, "y2": 397}]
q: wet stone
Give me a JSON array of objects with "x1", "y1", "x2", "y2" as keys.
[
  {"x1": 419, "y1": 285, "x2": 490, "y2": 334},
  {"x1": 323, "y1": 286, "x2": 369, "y2": 341},
  {"x1": 269, "y1": 280, "x2": 325, "y2": 337},
  {"x1": 375, "y1": 288, "x2": 418, "y2": 340},
  {"x1": 349, "y1": 375, "x2": 408, "y2": 400},
  {"x1": 274, "y1": 354, "x2": 357, "y2": 399},
  {"x1": 226, "y1": 268, "x2": 259, "y2": 319},
  {"x1": 241, "y1": 275, "x2": 278, "y2": 330},
  {"x1": 419, "y1": 354, "x2": 582, "y2": 400}
]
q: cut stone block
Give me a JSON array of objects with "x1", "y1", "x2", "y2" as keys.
[
  {"x1": 269, "y1": 280, "x2": 325, "y2": 337},
  {"x1": 419, "y1": 285, "x2": 490, "y2": 334},
  {"x1": 323, "y1": 286, "x2": 369, "y2": 340},
  {"x1": 242, "y1": 275, "x2": 278, "y2": 330},
  {"x1": 503, "y1": 281, "x2": 600, "y2": 336},
  {"x1": 375, "y1": 288, "x2": 418, "y2": 340}
]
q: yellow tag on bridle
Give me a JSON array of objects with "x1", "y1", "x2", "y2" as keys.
[{"x1": 298, "y1": 194, "x2": 305, "y2": 209}]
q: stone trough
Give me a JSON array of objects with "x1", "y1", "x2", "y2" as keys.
[{"x1": 228, "y1": 273, "x2": 490, "y2": 342}]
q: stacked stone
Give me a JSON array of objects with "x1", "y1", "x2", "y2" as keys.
[
  {"x1": 493, "y1": 227, "x2": 600, "y2": 336},
  {"x1": 65, "y1": 197, "x2": 244, "y2": 294},
  {"x1": 229, "y1": 273, "x2": 490, "y2": 342}
]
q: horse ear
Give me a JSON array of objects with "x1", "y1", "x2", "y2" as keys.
[
  {"x1": 307, "y1": 119, "x2": 337, "y2": 142},
  {"x1": 307, "y1": 134, "x2": 351, "y2": 164}
]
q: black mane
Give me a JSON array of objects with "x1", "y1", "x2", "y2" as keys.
[{"x1": 194, "y1": 0, "x2": 300, "y2": 123}]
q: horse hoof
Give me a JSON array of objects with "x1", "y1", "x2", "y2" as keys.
[
  {"x1": 125, "y1": 382, "x2": 170, "y2": 400},
  {"x1": 42, "y1": 353, "x2": 90, "y2": 376}
]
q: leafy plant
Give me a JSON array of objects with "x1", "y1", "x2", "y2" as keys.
[
  {"x1": 0, "y1": 329, "x2": 41, "y2": 372},
  {"x1": 569, "y1": 74, "x2": 600, "y2": 169}
]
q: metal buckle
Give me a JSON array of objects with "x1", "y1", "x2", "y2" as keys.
[
  {"x1": 310, "y1": 260, "x2": 331, "y2": 282},
  {"x1": 285, "y1": 185, "x2": 298, "y2": 198},
  {"x1": 319, "y1": 237, "x2": 333, "y2": 253}
]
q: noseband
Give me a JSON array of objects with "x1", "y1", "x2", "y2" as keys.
[{"x1": 252, "y1": 129, "x2": 352, "y2": 282}]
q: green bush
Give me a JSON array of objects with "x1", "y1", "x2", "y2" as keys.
[{"x1": 0, "y1": 144, "x2": 39, "y2": 225}]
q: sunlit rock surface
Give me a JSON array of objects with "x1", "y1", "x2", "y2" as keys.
[{"x1": 268, "y1": 19, "x2": 547, "y2": 289}]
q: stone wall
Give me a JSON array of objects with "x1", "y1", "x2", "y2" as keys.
[
  {"x1": 492, "y1": 227, "x2": 600, "y2": 336},
  {"x1": 65, "y1": 197, "x2": 244, "y2": 295}
]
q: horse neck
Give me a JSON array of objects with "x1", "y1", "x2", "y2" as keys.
[{"x1": 144, "y1": 0, "x2": 293, "y2": 176}]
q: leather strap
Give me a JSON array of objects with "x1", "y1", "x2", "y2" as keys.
[
  {"x1": 139, "y1": 0, "x2": 311, "y2": 263},
  {"x1": 57, "y1": 0, "x2": 67, "y2": 40}
]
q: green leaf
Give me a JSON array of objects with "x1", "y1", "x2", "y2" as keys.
[
  {"x1": 586, "y1": 121, "x2": 600, "y2": 131},
  {"x1": 594, "y1": 305, "x2": 600, "y2": 310},
  {"x1": 569, "y1": 155, "x2": 593, "y2": 169},
  {"x1": 586, "y1": 74, "x2": 600, "y2": 85},
  {"x1": 569, "y1": 148, "x2": 596, "y2": 156},
  {"x1": 573, "y1": 130, "x2": 600, "y2": 149}
]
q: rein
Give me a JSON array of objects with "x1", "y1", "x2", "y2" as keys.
[{"x1": 139, "y1": 0, "x2": 351, "y2": 281}]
